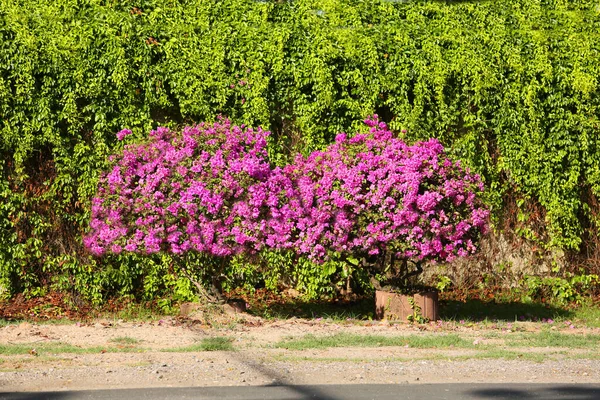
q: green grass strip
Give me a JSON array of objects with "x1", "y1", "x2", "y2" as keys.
[
  {"x1": 165, "y1": 337, "x2": 234, "y2": 352},
  {"x1": 506, "y1": 331, "x2": 600, "y2": 348},
  {"x1": 109, "y1": 336, "x2": 140, "y2": 345},
  {"x1": 0, "y1": 343, "x2": 143, "y2": 355},
  {"x1": 274, "y1": 349, "x2": 547, "y2": 363},
  {"x1": 275, "y1": 333, "x2": 474, "y2": 350}
]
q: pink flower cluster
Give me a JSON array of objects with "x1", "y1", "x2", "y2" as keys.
[
  {"x1": 84, "y1": 116, "x2": 489, "y2": 265},
  {"x1": 277, "y1": 117, "x2": 489, "y2": 263},
  {"x1": 84, "y1": 118, "x2": 281, "y2": 256}
]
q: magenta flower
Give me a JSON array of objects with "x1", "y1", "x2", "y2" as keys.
[
  {"x1": 269, "y1": 116, "x2": 489, "y2": 264},
  {"x1": 116, "y1": 129, "x2": 132, "y2": 141}
]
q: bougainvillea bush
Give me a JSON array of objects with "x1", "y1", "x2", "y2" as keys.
[
  {"x1": 85, "y1": 117, "x2": 489, "y2": 295},
  {"x1": 280, "y1": 117, "x2": 489, "y2": 261},
  {"x1": 273, "y1": 117, "x2": 490, "y2": 288},
  {"x1": 84, "y1": 118, "x2": 290, "y2": 258}
]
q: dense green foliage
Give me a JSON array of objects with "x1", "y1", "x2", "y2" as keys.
[{"x1": 0, "y1": 0, "x2": 599, "y2": 303}]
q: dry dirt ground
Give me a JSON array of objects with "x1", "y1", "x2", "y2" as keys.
[{"x1": 1, "y1": 308, "x2": 599, "y2": 392}]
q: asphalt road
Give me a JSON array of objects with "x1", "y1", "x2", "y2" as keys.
[{"x1": 2, "y1": 384, "x2": 600, "y2": 400}]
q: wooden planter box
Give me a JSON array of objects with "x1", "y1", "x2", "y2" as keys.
[{"x1": 375, "y1": 290, "x2": 439, "y2": 322}]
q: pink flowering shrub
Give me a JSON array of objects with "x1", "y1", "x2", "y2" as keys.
[
  {"x1": 84, "y1": 118, "x2": 285, "y2": 257},
  {"x1": 85, "y1": 116, "x2": 489, "y2": 293},
  {"x1": 277, "y1": 116, "x2": 489, "y2": 267}
]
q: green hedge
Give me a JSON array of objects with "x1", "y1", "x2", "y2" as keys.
[{"x1": 1, "y1": 0, "x2": 599, "y2": 303}]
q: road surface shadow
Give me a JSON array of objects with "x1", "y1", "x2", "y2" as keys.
[
  {"x1": 469, "y1": 385, "x2": 600, "y2": 399},
  {"x1": 3, "y1": 384, "x2": 600, "y2": 399}
]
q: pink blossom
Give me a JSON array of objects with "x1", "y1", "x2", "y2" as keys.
[{"x1": 116, "y1": 129, "x2": 132, "y2": 141}]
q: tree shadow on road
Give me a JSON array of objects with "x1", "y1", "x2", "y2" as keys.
[{"x1": 469, "y1": 384, "x2": 600, "y2": 399}]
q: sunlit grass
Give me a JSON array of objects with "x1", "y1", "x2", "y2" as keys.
[
  {"x1": 109, "y1": 336, "x2": 141, "y2": 345},
  {"x1": 0, "y1": 342, "x2": 144, "y2": 356},
  {"x1": 274, "y1": 333, "x2": 474, "y2": 350},
  {"x1": 571, "y1": 305, "x2": 600, "y2": 328},
  {"x1": 274, "y1": 349, "x2": 548, "y2": 363},
  {"x1": 506, "y1": 331, "x2": 600, "y2": 348},
  {"x1": 164, "y1": 337, "x2": 234, "y2": 352}
]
